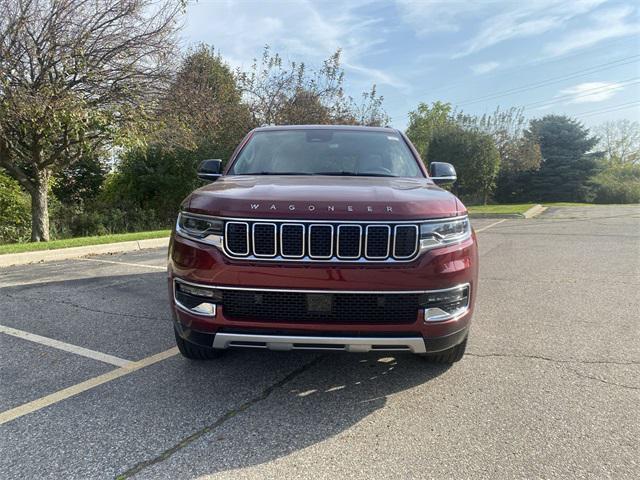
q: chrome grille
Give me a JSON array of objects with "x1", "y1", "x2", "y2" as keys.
[{"x1": 224, "y1": 220, "x2": 419, "y2": 262}]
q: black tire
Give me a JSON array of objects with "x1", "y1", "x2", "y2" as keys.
[
  {"x1": 174, "y1": 328, "x2": 224, "y2": 360},
  {"x1": 424, "y1": 337, "x2": 467, "y2": 364}
]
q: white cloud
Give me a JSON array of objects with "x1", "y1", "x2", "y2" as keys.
[
  {"x1": 559, "y1": 81, "x2": 625, "y2": 103},
  {"x1": 471, "y1": 61, "x2": 500, "y2": 75},
  {"x1": 544, "y1": 6, "x2": 640, "y2": 57},
  {"x1": 182, "y1": 0, "x2": 406, "y2": 89},
  {"x1": 396, "y1": 0, "x2": 609, "y2": 57}
]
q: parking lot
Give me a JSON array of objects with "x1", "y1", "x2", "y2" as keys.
[{"x1": 1, "y1": 205, "x2": 638, "y2": 479}]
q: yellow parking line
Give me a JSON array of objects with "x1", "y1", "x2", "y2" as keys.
[
  {"x1": 0, "y1": 325, "x2": 132, "y2": 367},
  {"x1": 475, "y1": 219, "x2": 507, "y2": 233},
  {"x1": 0, "y1": 347, "x2": 179, "y2": 426}
]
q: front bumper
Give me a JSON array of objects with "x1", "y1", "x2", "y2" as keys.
[
  {"x1": 174, "y1": 320, "x2": 469, "y2": 354},
  {"x1": 169, "y1": 231, "x2": 478, "y2": 352}
]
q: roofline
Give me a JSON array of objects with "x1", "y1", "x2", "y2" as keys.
[{"x1": 252, "y1": 124, "x2": 398, "y2": 133}]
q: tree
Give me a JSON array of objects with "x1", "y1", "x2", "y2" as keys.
[
  {"x1": 594, "y1": 119, "x2": 640, "y2": 166},
  {"x1": 428, "y1": 127, "x2": 501, "y2": 204},
  {"x1": 0, "y1": 0, "x2": 181, "y2": 241},
  {"x1": 0, "y1": 170, "x2": 30, "y2": 243},
  {"x1": 405, "y1": 101, "x2": 455, "y2": 159},
  {"x1": 155, "y1": 44, "x2": 253, "y2": 157},
  {"x1": 237, "y1": 47, "x2": 389, "y2": 127},
  {"x1": 526, "y1": 115, "x2": 601, "y2": 202}
]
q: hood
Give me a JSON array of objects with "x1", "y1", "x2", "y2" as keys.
[{"x1": 186, "y1": 175, "x2": 463, "y2": 220}]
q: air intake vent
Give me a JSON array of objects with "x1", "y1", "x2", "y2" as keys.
[
  {"x1": 308, "y1": 225, "x2": 333, "y2": 258},
  {"x1": 365, "y1": 225, "x2": 390, "y2": 259},
  {"x1": 253, "y1": 223, "x2": 276, "y2": 257},
  {"x1": 225, "y1": 222, "x2": 249, "y2": 255},
  {"x1": 281, "y1": 224, "x2": 304, "y2": 257},
  {"x1": 394, "y1": 225, "x2": 419, "y2": 258}
]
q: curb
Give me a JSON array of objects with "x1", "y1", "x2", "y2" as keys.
[
  {"x1": 469, "y1": 204, "x2": 546, "y2": 219},
  {"x1": 0, "y1": 237, "x2": 169, "y2": 268}
]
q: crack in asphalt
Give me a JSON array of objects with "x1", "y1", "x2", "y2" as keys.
[
  {"x1": 115, "y1": 355, "x2": 324, "y2": 479},
  {"x1": 467, "y1": 351, "x2": 640, "y2": 366},
  {"x1": 2, "y1": 292, "x2": 158, "y2": 320},
  {"x1": 568, "y1": 369, "x2": 640, "y2": 391},
  {"x1": 467, "y1": 352, "x2": 640, "y2": 391}
]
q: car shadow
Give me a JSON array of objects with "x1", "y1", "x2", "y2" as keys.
[{"x1": 0, "y1": 269, "x2": 450, "y2": 478}]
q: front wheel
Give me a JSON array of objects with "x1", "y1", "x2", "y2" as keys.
[
  {"x1": 174, "y1": 327, "x2": 224, "y2": 360},
  {"x1": 423, "y1": 337, "x2": 467, "y2": 364}
]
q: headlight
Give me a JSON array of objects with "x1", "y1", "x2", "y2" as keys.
[
  {"x1": 176, "y1": 212, "x2": 223, "y2": 247},
  {"x1": 419, "y1": 216, "x2": 471, "y2": 251}
]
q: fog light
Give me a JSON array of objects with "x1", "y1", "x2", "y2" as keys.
[
  {"x1": 419, "y1": 285, "x2": 469, "y2": 322},
  {"x1": 174, "y1": 280, "x2": 222, "y2": 316}
]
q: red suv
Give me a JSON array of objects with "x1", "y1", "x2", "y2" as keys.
[{"x1": 169, "y1": 125, "x2": 478, "y2": 363}]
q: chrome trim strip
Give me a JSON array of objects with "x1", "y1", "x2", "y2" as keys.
[
  {"x1": 365, "y1": 224, "x2": 391, "y2": 260},
  {"x1": 280, "y1": 223, "x2": 305, "y2": 258},
  {"x1": 308, "y1": 224, "x2": 334, "y2": 259},
  {"x1": 224, "y1": 221, "x2": 250, "y2": 256},
  {"x1": 174, "y1": 277, "x2": 470, "y2": 296},
  {"x1": 212, "y1": 333, "x2": 427, "y2": 354},
  {"x1": 184, "y1": 213, "x2": 468, "y2": 225},
  {"x1": 252, "y1": 222, "x2": 277, "y2": 257},
  {"x1": 393, "y1": 224, "x2": 419, "y2": 259},
  {"x1": 336, "y1": 224, "x2": 362, "y2": 259}
]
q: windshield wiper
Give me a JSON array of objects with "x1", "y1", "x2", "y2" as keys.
[
  {"x1": 237, "y1": 172, "x2": 313, "y2": 175},
  {"x1": 316, "y1": 171, "x2": 397, "y2": 177}
]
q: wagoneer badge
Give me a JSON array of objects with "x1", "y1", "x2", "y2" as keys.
[{"x1": 249, "y1": 203, "x2": 393, "y2": 213}]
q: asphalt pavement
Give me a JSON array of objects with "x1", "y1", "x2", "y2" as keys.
[{"x1": 1, "y1": 205, "x2": 639, "y2": 479}]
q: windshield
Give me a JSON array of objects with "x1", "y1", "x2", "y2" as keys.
[{"x1": 228, "y1": 129, "x2": 423, "y2": 177}]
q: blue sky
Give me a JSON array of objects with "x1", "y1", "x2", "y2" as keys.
[{"x1": 183, "y1": 0, "x2": 640, "y2": 130}]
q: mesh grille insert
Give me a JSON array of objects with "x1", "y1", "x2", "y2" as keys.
[
  {"x1": 222, "y1": 290, "x2": 420, "y2": 324},
  {"x1": 366, "y1": 226, "x2": 390, "y2": 258},
  {"x1": 226, "y1": 223, "x2": 248, "y2": 255},
  {"x1": 337, "y1": 226, "x2": 361, "y2": 258},
  {"x1": 281, "y1": 224, "x2": 304, "y2": 257},
  {"x1": 394, "y1": 225, "x2": 418, "y2": 258},
  {"x1": 253, "y1": 224, "x2": 276, "y2": 256},
  {"x1": 309, "y1": 225, "x2": 333, "y2": 258}
]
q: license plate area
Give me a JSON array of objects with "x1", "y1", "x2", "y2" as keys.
[{"x1": 306, "y1": 293, "x2": 333, "y2": 313}]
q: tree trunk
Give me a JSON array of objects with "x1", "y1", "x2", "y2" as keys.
[
  {"x1": 30, "y1": 170, "x2": 50, "y2": 242},
  {"x1": 483, "y1": 190, "x2": 489, "y2": 205}
]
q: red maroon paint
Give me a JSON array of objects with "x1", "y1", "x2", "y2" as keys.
[{"x1": 168, "y1": 125, "x2": 478, "y2": 363}]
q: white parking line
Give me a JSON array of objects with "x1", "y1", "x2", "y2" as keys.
[
  {"x1": 81, "y1": 257, "x2": 166, "y2": 270},
  {"x1": 475, "y1": 219, "x2": 507, "y2": 233},
  {"x1": 0, "y1": 324, "x2": 132, "y2": 367}
]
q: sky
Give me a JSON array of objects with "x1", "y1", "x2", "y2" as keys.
[{"x1": 182, "y1": 0, "x2": 640, "y2": 130}]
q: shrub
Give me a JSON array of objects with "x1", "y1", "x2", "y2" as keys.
[
  {"x1": 0, "y1": 171, "x2": 31, "y2": 243},
  {"x1": 591, "y1": 164, "x2": 640, "y2": 204}
]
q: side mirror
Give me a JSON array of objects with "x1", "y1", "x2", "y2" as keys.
[
  {"x1": 429, "y1": 162, "x2": 457, "y2": 185},
  {"x1": 197, "y1": 159, "x2": 222, "y2": 182}
]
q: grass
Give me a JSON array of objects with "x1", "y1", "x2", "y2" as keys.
[
  {"x1": 0, "y1": 230, "x2": 171, "y2": 255},
  {"x1": 467, "y1": 203, "x2": 535, "y2": 215}
]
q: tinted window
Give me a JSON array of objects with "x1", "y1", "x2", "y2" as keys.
[{"x1": 229, "y1": 129, "x2": 422, "y2": 177}]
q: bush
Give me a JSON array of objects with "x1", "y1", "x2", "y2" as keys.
[
  {"x1": 591, "y1": 164, "x2": 640, "y2": 204},
  {"x1": 0, "y1": 171, "x2": 31, "y2": 243}
]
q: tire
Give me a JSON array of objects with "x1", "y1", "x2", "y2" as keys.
[
  {"x1": 424, "y1": 337, "x2": 467, "y2": 364},
  {"x1": 174, "y1": 327, "x2": 224, "y2": 360}
]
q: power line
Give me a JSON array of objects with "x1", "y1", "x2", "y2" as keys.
[
  {"x1": 453, "y1": 54, "x2": 640, "y2": 106},
  {"x1": 426, "y1": 37, "x2": 639, "y2": 96},
  {"x1": 577, "y1": 101, "x2": 640, "y2": 119},
  {"x1": 523, "y1": 77, "x2": 640, "y2": 109}
]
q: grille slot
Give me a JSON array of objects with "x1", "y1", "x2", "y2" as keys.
[
  {"x1": 225, "y1": 222, "x2": 249, "y2": 255},
  {"x1": 222, "y1": 290, "x2": 420, "y2": 324},
  {"x1": 308, "y1": 225, "x2": 333, "y2": 258},
  {"x1": 394, "y1": 225, "x2": 419, "y2": 258},
  {"x1": 337, "y1": 225, "x2": 361, "y2": 258},
  {"x1": 365, "y1": 225, "x2": 390, "y2": 259},
  {"x1": 252, "y1": 223, "x2": 276, "y2": 257},
  {"x1": 280, "y1": 224, "x2": 304, "y2": 258}
]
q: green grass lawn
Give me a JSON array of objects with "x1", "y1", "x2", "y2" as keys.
[
  {"x1": 0, "y1": 230, "x2": 171, "y2": 255},
  {"x1": 467, "y1": 203, "x2": 536, "y2": 215}
]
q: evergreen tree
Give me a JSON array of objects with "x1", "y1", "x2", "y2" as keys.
[{"x1": 527, "y1": 115, "x2": 601, "y2": 202}]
